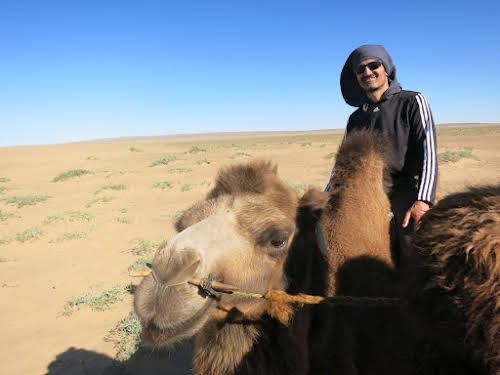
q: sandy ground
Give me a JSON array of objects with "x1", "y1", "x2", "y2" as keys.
[{"x1": 1, "y1": 124, "x2": 499, "y2": 375}]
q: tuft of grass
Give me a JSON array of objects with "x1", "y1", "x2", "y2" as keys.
[
  {"x1": 16, "y1": 226, "x2": 44, "y2": 242},
  {"x1": 44, "y1": 210, "x2": 93, "y2": 225},
  {"x1": 0, "y1": 256, "x2": 10, "y2": 262},
  {"x1": 287, "y1": 182, "x2": 308, "y2": 195},
  {"x1": 0, "y1": 177, "x2": 10, "y2": 183},
  {"x1": 197, "y1": 158, "x2": 211, "y2": 165},
  {"x1": 150, "y1": 154, "x2": 181, "y2": 167},
  {"x1": 53, "y1": 169, "x2": 93, "y2": 182},
  {"x1": 128, "y1": 238, "x2": 159, "y2": 256},
  {"x1": 153, "y1": 180, "x2": 174, "y2": 189},
  {"x1": 168, "y1": 168, "x2": 192, "y2": 174},
  {"x1": 2, "y1": 194, "x2": 51, "y2": 208},
  {"x1": 187, "y1": 145, "x2": 206, "y2": 153},
  {"x1": 63, "y1": 284, "x2": 127, "y2": 316},
  {"x1": 0, "y1": 236, "x2": 12, "y2": 245},
  {"x1": 301, "y1": 142, "x2": 312, "y2": 147},
  {"x1": 181, "y1": 184, "x2": 193, "y2": 192},
  {"x1": 127, "y1": 238, "x2": 160, "y2": 273},
  {"x1": 230, "y1": 152, "x2": 252, "y2": 159},
  {"x1": 105, "y1": 311, "x2": 143, "y2": 361},
  {"x1": 119, "y1": 208, "x2": 128, "y2": 213},
  {"x1": 53, "y1": 231, "x2": 87, "y2": 242},
  {"x1": 320, "y1": 144, "x2": 327, "y2": 148},
  {"x1": 95, "y1": 184, "x2": 126, "y2": 195},
  {"x1": 114, "y1": 217, "x2": 131, "y2": 224},
  {"x1": 0, "y1": 186, "x2": 8, "y2": 194},
  {"x1": 0, "y1": 210, "x2": 20, "y2": 222},
  {"x1": 438, "y1": 150, "x2": 479, "y2": 163},
  {"x1": 87, "y1": 196, "x2": 115, "y2": 208},
  {"x1": 85, "y1": 155, "x2": 100, "y2": 160},
  {"x1": 129, "y1": 146, "x2": 143, "y2": 152},
  {"x1": 323, "y1": 152, "x2": 336, "y2": 159},
  {"x1": 168, "y1": 210, "x2": 184, "y2": 219}
]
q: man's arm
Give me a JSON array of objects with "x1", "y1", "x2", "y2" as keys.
[{"x1": 403, "y1": 93, "x2": 438, "y2": 228}]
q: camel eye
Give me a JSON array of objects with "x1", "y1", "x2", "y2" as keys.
[{"x1": 270, "y1": 238, "x2": 287, "y2": 249}]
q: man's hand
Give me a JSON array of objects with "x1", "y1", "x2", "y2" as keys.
[{"x1": 402, "y1": 201, "x2": 430, "y2": 230}]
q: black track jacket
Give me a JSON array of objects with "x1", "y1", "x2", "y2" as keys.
[{"x1": 327, "y1": 90, "x2": 438, "y2": 204}]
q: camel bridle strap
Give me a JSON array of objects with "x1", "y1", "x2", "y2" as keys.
[{"x1": 130, "y1": 271, "x2": 401, "y2": 325}]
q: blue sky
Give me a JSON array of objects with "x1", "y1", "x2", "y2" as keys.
[{"x1": 1, "y1": 1, "x2": 499, "y2": 146}]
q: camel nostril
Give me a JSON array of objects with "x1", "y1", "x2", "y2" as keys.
[{"x1": 153, "y1": 247, "x2": 202, "y2": 286}]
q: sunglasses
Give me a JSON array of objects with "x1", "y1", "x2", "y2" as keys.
[{"x1": 355, "y1": 61, "x2": 382, "y2": 74}]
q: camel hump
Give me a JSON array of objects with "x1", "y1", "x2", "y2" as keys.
[
  {"x1": 330, "y1": 129, "x2": 392, "y2": 193},
  {"x1": 336, "y1": 129, "x2": 392, "y2": 170},
  {"x1": 207, "y1": 160, "x2": 279, "y2": 199}
]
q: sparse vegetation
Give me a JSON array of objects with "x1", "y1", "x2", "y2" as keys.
[
  {"x1": 63, "y1": 284, "x2": 127, "y2": 316},
  {"x1": 320, "y1": 144, "x2": 327, "y2": 148},
  {"x1": 287, "y1": 182, "x2": 308, "y2": 195},
  {"x1": 43, "y1": 210, "x2": 93, "y2": 225},
  {"x1": 105, "y1": 311, "x2": 143, "y2": 361},
  {"x1": 119, "y1": 208, "x2": 128, "y2": 213},
  {"x1": 0, "y1": 256, "x2": 11, "y2": 262},
  {"x1": 150, "y1": 154, "x2": 181, "y2": 166},
  {"x1": 85, "y1": 155, "x2": 100, "y2": 160},
  {"x1": 86, "y1": 196, "x2": 115, "y2": 208},
  {"x1": 301, "y1": 142, "x2": 312, "y2": 147},
  {"x1": 168, "y1": 210, "x2": 184, "y2": 219},
  {"x1": 324, "y1": 152, "x2": 336, "y2": 159},
  {"x1": 197, "y1": 158, "x2": 211, "y2": 165},
  {"x1": 129, "y1": 146, "x2": 143, "y2": 152},
  {"x1": 0, "y1": 186, "x2": 8, "y2": 194},
  {"x1": 16, "y1": 226, "x2": 44, "y2": 242},
  {"x1": 95, "y1": 183, "x2": 126, "y2": 195},
  {"x1": 128, "y1": 238, "x2": 159, "y2": 256},
  {"x1": 230, "y1": 152, "x2": 252, "y2": 159},
  {"x1": 187, "y1": 145, "x2": 206, "y2": 153},
  {"x1": 0, "y1": 236, "x2": 11, "y2": 245},
  {"x1": 53, "y1": 169, "x2": 93, "y2": 182},
  {"x1": 53, "y1": 231, "x2": 87, "y2": 242},
  {"x1": 168, "y1": 168, "x2": 192, "y2": 174},
  {"x1": 153, "y1": 180, "x2": 174, "y2": 189},
  {"x1": 114, "y1": 217, "x2": 131, "y2": 224},
  {"x1": 0, "y1": 210, "x2": 19, "y2": 222},
  {"x1": 2, "y1": 194, "x2": 51, "y2": 208},
  {"x1": 181, "y1": 184, "x2": 193, "y2": 192},
  {"x1": 0, "y1": 177, "x2": 10, "y2": 183},
  {"x1": 438, "y1": 149, "x2": 479, "y2": 163}
]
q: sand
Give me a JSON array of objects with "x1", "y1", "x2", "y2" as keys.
[{"x1": 1, "y1": 124, "x2": 499, "y2": 374}]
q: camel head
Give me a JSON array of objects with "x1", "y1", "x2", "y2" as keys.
[{"x1": 134, "y1": 160, "x2": 328, "y2": 348}]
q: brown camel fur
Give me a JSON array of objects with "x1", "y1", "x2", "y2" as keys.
[
  {"x1": 408, "y1": 185, "x2": 500, "y2": 374},
  {"x1": 134, "y1": 130, "x2": 499, "y2": 374},
  {"x1": 134, "y1": 160, "x2": 329, "y2": 375}
]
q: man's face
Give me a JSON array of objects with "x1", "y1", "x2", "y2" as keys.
[{"x1": 355, "y1": 59, "x2": 389, "y2": 92}]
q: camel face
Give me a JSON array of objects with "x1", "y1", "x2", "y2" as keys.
[{"x1": 134, "y1": 161, "x2": 299, "y2": 347}]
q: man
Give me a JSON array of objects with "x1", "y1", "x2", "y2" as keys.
[{"x1": 326, "y1": 44, "x2": 437, "y2": 260}]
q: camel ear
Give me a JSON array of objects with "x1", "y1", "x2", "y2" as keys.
[{"x1": 297, "y1": 189, "x2": 329, "y2": 227}]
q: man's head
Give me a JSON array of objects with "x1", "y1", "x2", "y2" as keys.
[
  {"x1": 340, "y1": 45, "x2": 401, "y2": 107},
  {"x1": 354, "y1": 58, "x2": 389, "y2": 94}
]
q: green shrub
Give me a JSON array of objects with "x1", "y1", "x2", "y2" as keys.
[
  {"x1": 53, "y1": 169, "x2": 92, "y2": 182},
  {"x1": 63, "y1": 284, "x2": 127, "y2": 315},
  {"x1": 197, "y1": 158, "x2": 211, "y2": 165},
  {"x1": 16, "y1": 226, "x2": 44, "y2": 242},
  {"x1": 438, "y1": 150, "x2": 479, "y2": 163},
  {"x1": 86, "y1": 196, "x2": 115, "y2": 208},
  {"x1": 187, "y1": 146, "x2": 206, "y2": 153},
  {"x1": 168, "y1": 168, "x2": 192, "y2": 174},
  {"x1": 105, "y1": 311, "x2": 143, "y2": 361},
  {"x1": 2, "y1": 195, "x2": 51, "y2": 208},
  {"x1": 95, "y1": 184, "x2": 126, "y2": 195},
  {"x1": 150, "y1": 155, "x2": 181, "y2": 167},
  {"x1": 153, "y1": 180, "x2": 174, "y2": 189},
  {"x1": 323, "y1": 152, "x2": 336, "y2": 159},
  {"x1": 129, "y1": 147, "x2": 143, "y2": 152}
]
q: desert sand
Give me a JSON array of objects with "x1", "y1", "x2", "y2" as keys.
[{"x1": 1, "y1": 124, "x2": 499, "y2": 374}]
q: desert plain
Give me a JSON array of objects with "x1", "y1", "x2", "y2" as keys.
[{"x1": 1, "y1": 124, "x2": 499, "y2": 375}]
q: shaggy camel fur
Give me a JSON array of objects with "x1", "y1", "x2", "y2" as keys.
[
  {"x1": 134, "y1": 160, "x2": 329, "y2": 375},
  {"x1": 409, "y1": 185, "x2": 500, "y2": 374},
  {"x1": 134, "y1": 130, "x2": 499, "y2": 374}
]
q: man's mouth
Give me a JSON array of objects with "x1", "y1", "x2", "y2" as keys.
[{"x1": 362, "y1": 75, "x2": 376, "y2": 82}]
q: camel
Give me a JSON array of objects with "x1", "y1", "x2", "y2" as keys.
[{"x1": 133, "y1": 130, "x2": 499, "y2": 374}]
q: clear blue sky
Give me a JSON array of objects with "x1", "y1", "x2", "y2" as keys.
[{"x1": 1, "y1": 0, "x2": 499, "y2": 146}]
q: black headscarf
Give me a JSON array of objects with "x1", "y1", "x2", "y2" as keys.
[{"x1": 340, "y1": 44, "x2": 402, "y2": 107}]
